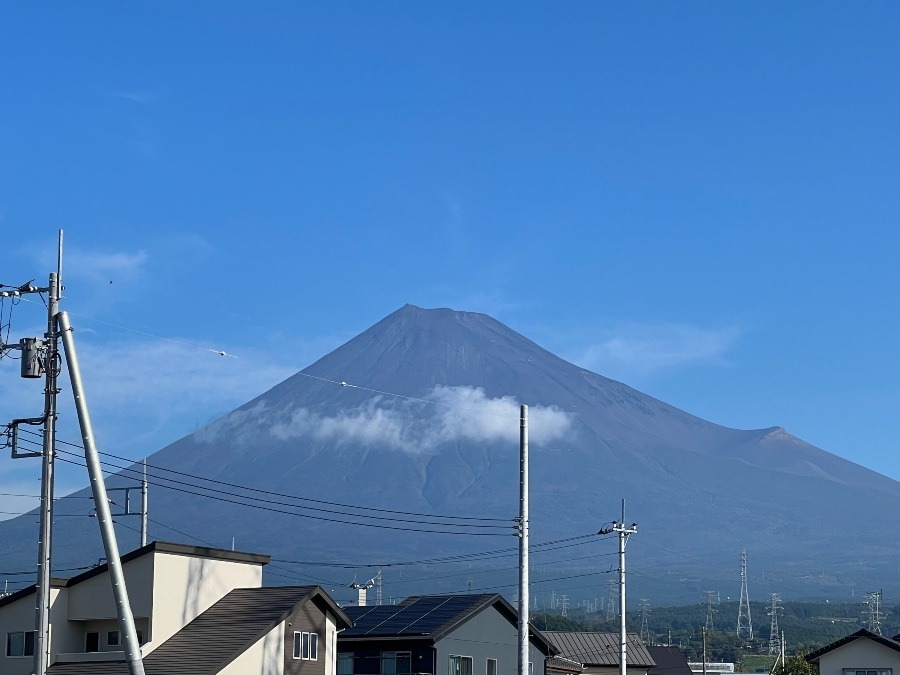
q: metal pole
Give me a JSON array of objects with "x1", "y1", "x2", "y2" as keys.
[
  {"x1": 140, "y1": 459, "x2": 148, "y2": 547},
  {"x1": 57, "y1": 311, "x2": 145, "y2": 675},
  {"x1": 619, "y1": 501, "x2": 626, "y2": 675},
  {"x1": 609, "y1": 500, "x2": 636, "y2": 675},
  {"x1": 518, "y1": 404, "x2": 530, "y2": 675},
  {"x1": 34, "y1": 231, "x2": 62, "y2": 675},
  {"x1": 702, "y1": 627, "x2": 707, "y2": 675}
]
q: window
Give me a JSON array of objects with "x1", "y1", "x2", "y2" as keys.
[
  {"x1": 293, "y1": 631, "x2": 319, "y2": 660},
  {"x1": 450, "y1": 655, "x2": 473, "y2": 675},
  {"x1": 85, "y1": 632, "x2": 100, "y2": 653},
  {"x1": 381, "y1": 651, "x2": 412, "y2": 675},
  {"x1": 844, "y1": 670, "x2": 891, "y2": 675},
  {"x1": 487, "y1": 659, "x2": 497, "y2": 675},
  {"x1": 339, "y1": 652, "x2": 354, "y2": 675},
  {"x1": 382, "y1": 651, "x2": 412, "y2": 675},
  {"x1": 108, "y1": 630, "x2": 120, "y2": 647},
  {"x1": 6, "y1": 631, "x2": 35, "y2": 657}
]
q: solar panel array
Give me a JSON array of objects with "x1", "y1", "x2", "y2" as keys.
[{"x1": 343, "y1": 594, "x2": 496, "y2": 637}]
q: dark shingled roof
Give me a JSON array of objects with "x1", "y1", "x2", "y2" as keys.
[
  {"x1": 47, "y1": 585, "x2": 351, "y2": 675},
  {"x1": 342, "y1": 593, "x2": 555, "y2": 654},
  {"x1": 545, "y1": 632, "x2": 656, "y2": 668},
  {"x1": 647, "y1": 646, "x2": 693, "y2": 675},
  {"x1": 806, "y1": 629, "x2": 900, "y2": 663}
]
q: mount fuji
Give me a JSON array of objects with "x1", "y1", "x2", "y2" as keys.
[{"x1": 2, "y1": 304, "x2": 897, "y2": 604}]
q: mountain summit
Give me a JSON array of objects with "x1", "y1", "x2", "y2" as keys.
[{"x1": 2, "y1": 304, "x2": 898, "y2": 602}]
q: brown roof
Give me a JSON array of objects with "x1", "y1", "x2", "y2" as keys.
[
  {"x1": 47, "y1": 585, "x2": 351, "y2": 675},
  {"x1": 545, "y1": 632, "x2": 656, "y2": 668}
]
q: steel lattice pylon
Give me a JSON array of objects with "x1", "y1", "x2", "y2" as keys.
[{"x1": 737, "y1": 549, "x2": 753, "y2": 640}]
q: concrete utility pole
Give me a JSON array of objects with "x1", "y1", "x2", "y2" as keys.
[
  {"x1": 600, "y1": 501, "x2": 637, "y2": 675},
  {"x1": 58, "y1": 312, "x2": 145, "y2": 675},
  {"x1": 34, "y1": 235, "x2": 62, "y2": 675},
  {"x1": 517, "y1": 405, "x2": 530, "y2": 675},
  {"x1": 0, "y1": 231, "x2": 66, "y2": 675}
]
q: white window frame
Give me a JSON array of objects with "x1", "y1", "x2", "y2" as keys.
[
  {"x1": 487, "y1": 658, "x2": 498, "y2": 675},
  {"x1": 450, "y1": 654, "x2": 474, "y2": 675},
  {"x1": 844, "y1": 670, "x2": 892, "y2": 675},
  {"x1": 5, "y1": 631, "x2": 35, "y2": 658},
  {"x1": 293, "y1": 631, "x2": 319, "y2": 660}
]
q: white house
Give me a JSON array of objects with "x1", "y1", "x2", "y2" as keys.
[
  {"x1": 807, "y1": 629, "x2": 900, "y2": 675},
  {"x1": 1, "y1": 540, "x2": 351, "y2": 675}
]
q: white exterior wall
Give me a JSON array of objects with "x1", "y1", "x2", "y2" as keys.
[
  {"x1": 67, "y1": 553, "x2": 154, "y2": 621},
  {"x1": 436, "y1": 608, "x2": 547, "y2": 675},
  {"x1": 0, "y1": 587, "x2": 68, "y2": 675},
  {"x1": 818, "y1": 639, "x2": 900, "y2": 675},
  {"x1": 146, "y1": 551, "x2": 262, "y2": 654},
  {"x1": 220, "y1": 622, "x2": 285, "y2": 675},
  {"x1": 324, "y1": 611, "x2": 337, "y2": 675}
]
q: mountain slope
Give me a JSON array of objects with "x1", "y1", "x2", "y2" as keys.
[{"x1": 1, "y1": 304, "x2": 897, "y2": 604}]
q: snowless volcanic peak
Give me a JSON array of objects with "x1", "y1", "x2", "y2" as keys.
[{"x1": 2, "y1": 304, "x2": 899, "y2": 603}]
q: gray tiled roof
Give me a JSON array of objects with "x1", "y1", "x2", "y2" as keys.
[
  {"x1": 47, "y1": 585, "x2": 350, "y2": 675},
  {"x1": 545, "y1": 632, "x2": 656, "y2": 668}
]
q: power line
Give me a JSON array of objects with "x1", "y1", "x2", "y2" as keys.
[
  {"x1": 50, "y1": 452, "x2": 512, "y2": 537},
  {"x1": 17, "y1": 428, "x2": 511, "y2": 524}
]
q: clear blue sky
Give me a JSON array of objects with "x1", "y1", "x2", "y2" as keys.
[{"x1": 2, "y1": 2, "x2": 900, "y2": 518}]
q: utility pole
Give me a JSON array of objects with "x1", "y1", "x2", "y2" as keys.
[
  {"x1": 737, "y1": 549, "x2": 753, "y2": 640},
  {"x1": 517, "y1": 405, "x2": 530, "y2": 675},
  {"x1": 600, "y1": 500, "x2": 637, "y2": 675},
  {"x1": 0, "y1": 232, "x2": 63, "y2": 675},
  {"x1": 58, "y1": 311, "x2": 144, "y2": 675},
  {"x1": 141, "y1": 459, "x2": 148, "y2": 546}
]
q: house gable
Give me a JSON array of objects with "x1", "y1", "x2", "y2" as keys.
[{"x1": 807, "y1": 630, "x2": 900, "y2": 675}]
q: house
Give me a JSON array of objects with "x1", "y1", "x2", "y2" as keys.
[
  {"x1": 544, "y1": 632, "x2": 656, "y2": 675},
  {"x1": 806, "y1": 628, "x2": 900, "y2": 675},
  {"x1": 338, "y1": 594, "x2": 556, "y2": 675},
  {"x1": 1, "y1": 540, "x2": 351, "y2": 675},
  {"x1": 646, "y1": 646, "x2": 692, "y2": 675}
]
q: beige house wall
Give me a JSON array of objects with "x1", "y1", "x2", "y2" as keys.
[
  {"x1": 818, "y1": 639, "x2": 900, "y2": 675},
  {"x1": 66, "y1": 553, "x2": 154, "y2": 621},
  {"x1": 220, "y1": 623, "x2": 285, "y2": 675},
  {"x1": 145, "y1": 551, "x2": 262, "y2": 654},
  {"x1": 0, "y1": 587, "x2": 67, "y2": 675}
]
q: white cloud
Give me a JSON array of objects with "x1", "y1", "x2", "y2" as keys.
[
  {"x1": 572, "y1": 323, "x2": 742, "y2": 377},
  {"x1": 64, "y1": 249, "x2": 149, "y2": 285},
  {"x1": 204, "y1": 385, "x2": 574, "y2": 454}
]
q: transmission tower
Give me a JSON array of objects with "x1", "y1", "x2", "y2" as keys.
[
  {"x1": 561, "y1": 594, "x2": 570, "y2": 618},
  {"x1": 865, "y1": 590, "x2": 884, "y2": 635},
  {"x1": 375, "y1": 568, "x2": 383, "y2": 606},
  {"x1": 702, "y1": 590, "x2": 720, "y2": 631},
  {"x1": 606, "y1": 579, "x2": 618, "y2": 621},
  {"x1": 767, "y1": 593, "x2": 782, "y2": 655},
  {"x1": 737, "y1": 549, "x2": 753, "y2": 640},
  {"x1": 640, "y1": 599, "x2": 651, "y2": 644}
]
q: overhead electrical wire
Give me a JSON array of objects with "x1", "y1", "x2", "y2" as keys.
[
  {"x1": 15, "y1": 428, "x2": 511, "y2": 524},
  {"x1": 47, "y1": 451, "x2": 513, "y2": 537}
]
